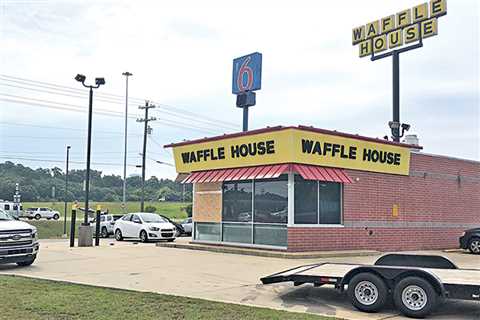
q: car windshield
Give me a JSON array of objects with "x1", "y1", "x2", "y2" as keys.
[
  {"x1": 140, "y1": 213, "x2": 167, "y2": 223},
  {"x1": 0, "y1": 209, "x2": 12, "y2": 221}
]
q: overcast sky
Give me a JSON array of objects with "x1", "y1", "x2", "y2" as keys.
[{"x1": 0, "y1": 0, "x2": 478, "y2": 180}]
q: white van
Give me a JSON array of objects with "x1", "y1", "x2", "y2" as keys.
[{"x1": 0, "y1": 200, "x2": 22, "y2": 219}]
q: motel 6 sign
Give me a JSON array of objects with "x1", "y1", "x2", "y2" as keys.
[{"x1": 232, "y1": 52, "x2": 262, "y2": 94}]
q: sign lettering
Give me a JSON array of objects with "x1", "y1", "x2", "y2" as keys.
[
  {"x1": 169, "y1": 128, "x2": 412, "y2": 175},
  {"x1": 352, "y1": 0, "x2": 447, "y2": 57}
]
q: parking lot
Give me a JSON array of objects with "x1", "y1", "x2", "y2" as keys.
[{"x1": 1, "y1": 238, "x2": 479, "y2": 320}]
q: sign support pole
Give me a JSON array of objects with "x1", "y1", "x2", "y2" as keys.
[
  {"x1": 392, "y1": 51, "x2": 400, "y2": 142},
  {"x1": 243, "y1": 107, "x2": 248, "y2": 132}
]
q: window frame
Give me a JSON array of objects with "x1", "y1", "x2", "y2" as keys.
[{"x1": 291, "y1": 174, "x2": 344, "y2": 227}]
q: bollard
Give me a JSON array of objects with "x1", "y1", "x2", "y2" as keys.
[
  {"x1": 70, "y1": 209, "x2": 76, "y2": 247},
  {"x1": 95, "y1": 209, "x2": 101, "y2": 246}
]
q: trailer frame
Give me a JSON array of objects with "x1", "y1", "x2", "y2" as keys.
[{"x1": 260, "y1": 254, "x2": 480, "y2": 318}]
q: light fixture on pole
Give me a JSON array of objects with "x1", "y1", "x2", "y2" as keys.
[
  {"x1": 75, "y1": 74, "x2": 105, "y2": 247},
  {"x1": 121, "y1": 71, "x2": 132, "y2": 213}
]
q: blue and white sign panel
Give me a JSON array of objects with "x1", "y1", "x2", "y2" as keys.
[{"x1": 232, "y1": 52, "x2": 262, "y2": 94}]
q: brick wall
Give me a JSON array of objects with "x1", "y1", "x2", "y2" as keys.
[{"x1": 288, "y1": 153, "x2": 480, "y2": 252}]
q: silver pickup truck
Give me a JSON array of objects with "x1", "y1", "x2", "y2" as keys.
[{"x1": 0, "y1": 209, "x2": 39, "y2": 266}]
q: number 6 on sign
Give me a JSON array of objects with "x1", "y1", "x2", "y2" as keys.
[{"x1": 232, "y1": 52, "x2": 262, "y2": 94}]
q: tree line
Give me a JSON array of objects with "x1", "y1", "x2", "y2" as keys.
[{"x1": 0, "y1": 161, "x2": 192, "y2": 202}]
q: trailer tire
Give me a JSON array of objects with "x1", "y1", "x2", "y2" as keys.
[
  {"x1": 347, "y1": 273, "x2": 388, "y2": 312},
  {"x1": 394, "y1": 276, "x2": 438, "y2": 318}
]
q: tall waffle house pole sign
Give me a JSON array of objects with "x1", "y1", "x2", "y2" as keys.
[{"x1": 352, "y1": 0, "x2": 447, "y2": 142}]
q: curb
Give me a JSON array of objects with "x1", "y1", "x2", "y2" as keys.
[{"x1": 156, "y1": 242, "x2": 380, "y2": 259}]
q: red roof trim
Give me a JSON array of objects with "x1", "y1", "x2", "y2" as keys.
[
  {"x1": 182, "y1": 163, "x2": 352, "y2": 184},
  {"x1": 164, "y1": 125, "x2": 422, "y2": 149},
  {"x1": 291, "y1": 164, "x2": 352, "y2": 183}
]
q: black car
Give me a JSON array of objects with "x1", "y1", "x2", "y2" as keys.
[
  {"x1": 459, "y1": 228, "x2": 480, "y2": 254},
  {"x1": 159, "y1": 215, "x2": 185, "y2": 237}
]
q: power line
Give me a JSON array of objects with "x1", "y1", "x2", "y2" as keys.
[
  {"x1": 1, "y1": 135, "x2": 139, "y2": 141},
  {"x1": 0, "y1": 121, "x2": 143, "y2": 136},
  {"x1": 0, "y1": 74, "x2": 239, "y2": 130},
  {"x1": 148, "y1": 137, "x2": 174, "y2": 159},
  {"x1": 0, "y1": 81, "x2": 237, "y2": 130},
  {"x1": 0, "y1": 97, "x2": 222, "y2": 134},
  {"x1": 0, "y1": 156, "x2": 139, "y2": 167},
  {"x1": 0, "y1": 150, "x2": 141, "y2": 156}
]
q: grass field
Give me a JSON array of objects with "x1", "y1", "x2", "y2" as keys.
[
  {"x1": 20, "y1": 201, "x2": 190, "y2": 239},
  {"x1": 0, "y1": 275, "x2": 334, "y2": 320},
  {"x1": 23, "y1": 201, "x2": 190, "y2": 219},
  {"x1": 28, "y1": 220, "x2": 73, "y2": 239}
]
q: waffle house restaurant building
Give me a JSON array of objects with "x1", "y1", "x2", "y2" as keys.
[{"x1": 165, "y1": 126, "x2": 479, "y2": 252}]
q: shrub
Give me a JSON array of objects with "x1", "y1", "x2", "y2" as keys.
[
  {"x1": 144, "y1": 205, "x2": 156, "y2": 213},
  {"x1": 182, "y1": 204, "x2": 192, "y2": 217}
]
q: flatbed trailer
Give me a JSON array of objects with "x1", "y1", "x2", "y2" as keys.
[{"x1": 260, "y1": 254, "x2": 480, "y2": 318}]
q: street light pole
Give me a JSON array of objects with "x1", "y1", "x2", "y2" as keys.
[
  {"x1": 121, "y1": 72, "x2": 132, "y2": 213},
  {"x1": 75, "y1": 74, "x2": 105, "y2": 247},
  {"x1": 63, "y1": 145, "x2": 70, "y2": 236},
  {"x1": 84, "y1": 86, "x2": 94, "y2": 226}
]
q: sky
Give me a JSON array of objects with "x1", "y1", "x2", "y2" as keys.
[{"x1": 0, "y1": 0, "x2": 478, "y2": 180}]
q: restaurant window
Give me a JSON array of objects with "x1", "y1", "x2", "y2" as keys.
[
  {"x1": 294, "y1": 175, "x2": 342, "y2": 225},
  {"x1": 222, "y1": 181, "x2": 253, "y2": 222},
  {"x1": 319, "y1": 182, "x2": 342, "y2": 224},
  {"x1": 294, "y1": 175, "x2": 318, "y2": 224},
  {"x1": 254, "y1": 175, "x2": 288, "y2": 224},
  {"x1": 220, "y1": 176, "x2": 288, "y2": 247},
  {"x1": 195, "y1": 222, "x2": 221, "y2": 242}
]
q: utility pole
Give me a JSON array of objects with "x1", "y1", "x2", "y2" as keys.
[
  {"x1": 121, "y1": 72, "x2": 132, "y2": 213},
  {"x1": 137, "y1": 101, "x2": 156, "y2": 212}
]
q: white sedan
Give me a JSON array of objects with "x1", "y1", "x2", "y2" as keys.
[
  {"x1": 113, "y1": 212, "x2": 176, "y2": 243},
  {"x1": 181, "y1": 217, "x2": 192, "y2": 236}
]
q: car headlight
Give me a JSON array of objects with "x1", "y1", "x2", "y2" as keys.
[
  {"x1": 149, "y1": 226, "x2": 160, "y2": 231},
  {"x1": 173, "y1": 227, "x2": 176, "y2": 232},
  {"x1": 32, "y1": 231, "x2": 38, "y2": 240}
]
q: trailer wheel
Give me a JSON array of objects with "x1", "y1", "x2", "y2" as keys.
[
  {"x1": 394, "y1": 276, "x2": 438, "y2": 318},
  {"x1": 347, "y1": 273, "x2": 388, "y2": 312}
]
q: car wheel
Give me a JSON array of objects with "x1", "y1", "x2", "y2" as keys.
[
  {"x1": 347, "y1": 273, "x2": 388, "y2": 313},
  {"x1": 35, "y1": 214, "x2": 41, "y2": 220},
  {"x1": 468, "y1": 238, "x2": 480, "y2": 254},
  {"x1": 139, "y1": 230, "x2": 148, "y2": 243},
  {"x1": 101, "y1": 227, "x2": 109, "y2": 238},
  {"x1": 53, "y1": 214, "x2": 60, "y2": 220},
  {"x1": 17, "y1": 256, "x2": 36, "y2": 267},
  {"x1": 115, "y1": 229, "x2": 123, "y2": 241},
  {"x1": 393, "y1": 276, "x2": 438, "y2": 318}
]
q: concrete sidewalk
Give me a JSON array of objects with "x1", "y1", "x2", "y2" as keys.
[
  {"x1": 1, "y1": 239, "x2": 479, "y2": 320},
  {"x1": 156, "y1": 240, "x2": 380, "y2": 259}
]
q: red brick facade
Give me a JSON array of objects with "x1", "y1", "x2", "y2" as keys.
[{"x1": 288, "y1": 152, "x2": 480, "y2": 252}]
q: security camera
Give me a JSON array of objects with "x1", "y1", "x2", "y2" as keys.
[
  {"x1": 75, "y1": 74, "x2": 86, "y2": 83},
  {"x1": 388, "y1": 121, "x2": 400, "y2": 129},
  {"x1": 401, "y1": 123, "x2": 410, "y2": 131}
]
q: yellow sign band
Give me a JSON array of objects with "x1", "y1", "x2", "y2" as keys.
[{"x1": 171, "y1": 128, "x2": 412, "y2": 175}]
